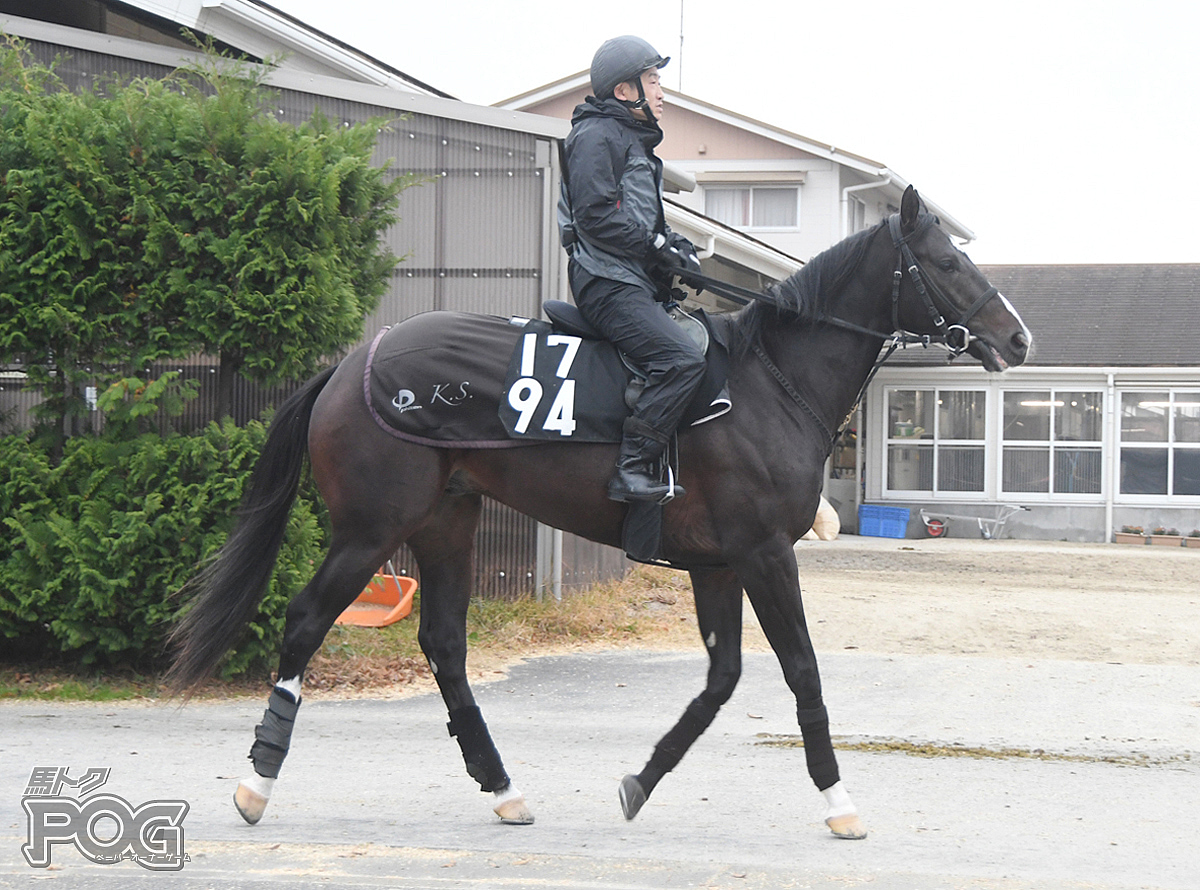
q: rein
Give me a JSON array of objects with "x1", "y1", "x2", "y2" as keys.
[{"x1": 677, "y1": 212, "x2": 1001, "y2": 453}]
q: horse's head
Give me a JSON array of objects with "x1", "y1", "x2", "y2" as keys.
[{"x1": 893, "y1": 186, "x2": 1032, "y2": 370}]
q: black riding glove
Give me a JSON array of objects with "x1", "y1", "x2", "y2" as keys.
[{"x1": 648, "y1": 233, "x2": 703, "y2": 282}]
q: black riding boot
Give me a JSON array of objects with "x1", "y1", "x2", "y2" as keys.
[{"x1": 607, "y1": 420, "x2": 684, "y2": 503}]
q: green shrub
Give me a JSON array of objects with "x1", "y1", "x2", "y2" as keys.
[{"x1": 0, "y1": 423, "x2": 326, "y2": 675}]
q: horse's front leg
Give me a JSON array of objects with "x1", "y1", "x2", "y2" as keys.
[
  {"x1": 409, "y1": 493, "x2": 533, "y2": 825},
  {"x1": 736, "y1": 536, "x2": 866, "y2": 839},
  {"x1": 620, "y1": 566, "x2": 743, "y2": 819}
]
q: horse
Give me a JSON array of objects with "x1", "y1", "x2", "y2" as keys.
[{"x1": 166, "y1": 186, "x2": 1031, "y2": 839}]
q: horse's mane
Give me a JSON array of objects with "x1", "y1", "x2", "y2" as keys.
[{"x1": 729, "y1": 218, "x2": 887, "y2": 357}]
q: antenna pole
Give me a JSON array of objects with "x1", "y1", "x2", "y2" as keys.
[{"x1": 678, "y1": 1, "x2": 684, "y2": 92}]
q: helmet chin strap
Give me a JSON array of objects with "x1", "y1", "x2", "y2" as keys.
[{"x1": 617, "y1": 76, "x2": 657, "y2": 121}]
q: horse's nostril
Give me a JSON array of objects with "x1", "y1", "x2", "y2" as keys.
[{"x1": 1012, "y1": 330, "x2": 1031, "y2": 354}]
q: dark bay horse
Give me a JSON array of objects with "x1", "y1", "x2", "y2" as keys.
[{"x1": 167, "y1": 186, "x2": 1031, "y2": 839}]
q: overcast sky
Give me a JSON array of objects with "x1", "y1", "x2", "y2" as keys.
[{"x1": 268, "y1": 0, "x2": 1199, "y2": 266}]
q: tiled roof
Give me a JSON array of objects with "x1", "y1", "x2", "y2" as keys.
[{"x1": 890, "y1": 264, "x2": 1200, "y2": 368}]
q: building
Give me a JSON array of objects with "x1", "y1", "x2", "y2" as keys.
[
  {"x1": 0, "y1": 1, "x2": 802, "y2": 594},
  {"x1": 867, "y1": 264, "x2": 1200, "y2": 542},
  {"x1": 500, "y1": 72, "x2": 973, "y2": 267}
]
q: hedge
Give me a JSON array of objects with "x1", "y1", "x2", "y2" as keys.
[{"x1": 0, "y1": 421, "x2": 326, "y2": 677}]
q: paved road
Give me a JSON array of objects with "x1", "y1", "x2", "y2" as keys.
[{"x1": 2, "y1": 649, "x2": 1198, "y2": 889}]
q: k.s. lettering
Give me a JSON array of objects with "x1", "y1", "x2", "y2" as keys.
[
  {"x1": 430, "y1": 381, "x2": 473, "y2": 406},
  {"x1": 392, "y1": 383, "x2": 473, "y2": 414}
]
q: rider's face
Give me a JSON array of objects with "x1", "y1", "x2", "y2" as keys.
[{"x1": 615, "y1": 68, "x2": 664, "y2": 121}]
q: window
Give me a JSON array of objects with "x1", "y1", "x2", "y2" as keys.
[
  {"x1": 847, "y1": 195, "x2": 866, "y2": 234},
  {"x1": 1119, "y1": 391, "x2": 1200, "y2": 497},
  {"x1": 1002, "y1": 390, "x2": 1103, "y2": 494},
  {"x1": 886, "y1": 388, "x2": 985, "y2": 493},
  {"x1": 706, "y1": 185, "x2": 798, "y2": 229}
]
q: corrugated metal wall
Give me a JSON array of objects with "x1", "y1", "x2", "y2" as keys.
[{"x1": 8, "y1": 34, "x2": 626, "y2": 599}]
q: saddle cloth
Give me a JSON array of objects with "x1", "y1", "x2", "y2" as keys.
[{"x1": 365, "y1": 309, "x2": 730, "y2": 448}]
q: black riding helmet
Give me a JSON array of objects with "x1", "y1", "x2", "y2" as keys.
[{"x1": 590, "y1": 36, "x2": 669, "y2": 111}]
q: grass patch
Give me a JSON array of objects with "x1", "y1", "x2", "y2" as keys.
[
  {"x1": 0, "y1": 668, "x2": 161, "y2": 702},
  {"x1": 2, "y1": 565, "x2": 699, "y2": 702}
]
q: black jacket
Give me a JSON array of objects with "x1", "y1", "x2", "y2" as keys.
[{"x1": 558, "y1": 97, "x2": 670, "y2": 291}]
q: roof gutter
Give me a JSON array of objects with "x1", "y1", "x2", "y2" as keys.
[{"x1": 840, "y1": 170, "x2": 976, "y2": 246}]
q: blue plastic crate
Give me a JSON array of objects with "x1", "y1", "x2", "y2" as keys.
[{"x1": 858, "y1": 505, "x2": 910, "y2": 538}]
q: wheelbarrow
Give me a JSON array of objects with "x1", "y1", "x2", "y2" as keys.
[
  {"x1": 334, "y1": 560, "x2": 417, "y2": 627},
  {"x1": 918, "y1": 504, "x2": 1028, "y2": 539}
]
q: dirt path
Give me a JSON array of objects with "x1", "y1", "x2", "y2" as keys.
[
  {"x1": 786, "y1": 536, "x2": 1200, "y2": 666},
  {"x1": 301, "y1": 535, "x2": 1200, "y2": 702}
]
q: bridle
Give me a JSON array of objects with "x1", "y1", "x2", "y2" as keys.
[
  {"x1": 676, "y1": 212, "x2": 1003, "y2": 453},
  {"x1": 680, "y1": 212, "x2": 998, "y2": 357},
  {"x1": 885, "y1": 213, "x2": 999, "y2": 357}
]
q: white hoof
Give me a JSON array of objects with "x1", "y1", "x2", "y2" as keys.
[
  {"x1": 821, "y1": 781, "x2": 866, "y2": 839},
  {"x1": 493, "y1": 785, "x2": 534, "y2": 824},
  {"x1": 234, "y1": 774, "x2": 274, "y2": 825},
  {"x1": 234, "y1": 782, "x2": 269, "y2": 825},
  {"x1": 825, "y1": 812, "x2": 868, "y2": 839}
]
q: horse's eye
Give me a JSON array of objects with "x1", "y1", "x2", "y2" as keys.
[{"x1": 938, "y1": 258, "x2": 956, "y2": 273}]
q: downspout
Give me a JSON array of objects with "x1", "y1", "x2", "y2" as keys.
[
  {"x1": 553, "y1": 529, "x2": 563, "y2": 602},
  {"x1": 838, "y1": 177, "x2": 889, "y2": 516},
  {"x1": 1105, "y1": 372, "x2": 1116, "y2": 541}
]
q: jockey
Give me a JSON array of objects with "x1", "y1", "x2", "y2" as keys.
[{"x1": 558, "y1": 35, "x2": 706, "y2": 503}]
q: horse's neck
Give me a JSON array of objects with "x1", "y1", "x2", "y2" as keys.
[{"x1": 759, "y1": 277, "x2": 895, "y2": 443}]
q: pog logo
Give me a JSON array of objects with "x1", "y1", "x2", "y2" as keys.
[{"x1": 21, "y1": 766, "x2": 190, "y2": 871}]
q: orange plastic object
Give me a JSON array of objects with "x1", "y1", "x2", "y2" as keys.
[{"x1": 334, "y1": 573, "x2": 417, "y2": 627}]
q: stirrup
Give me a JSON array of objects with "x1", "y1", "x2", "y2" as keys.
[{"x1": 657, "y1": 464, "x2": 681, "y2": 504}]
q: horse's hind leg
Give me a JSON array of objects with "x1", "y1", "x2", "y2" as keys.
[
  {"x1": 233, "y1": 534, "x2": 393, "y2": 824},
  {"x1": 408, "y1": 490, "x2": 533, "y2": 825},
  {"x1": 620, "y1": 566, "x2": 743, "y2": 820}
]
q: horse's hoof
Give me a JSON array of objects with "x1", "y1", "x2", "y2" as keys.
[
  {"x1": 826, "y1": 813, "x2": 867, "y2": 839},
  {"x1": 233, "y1": 783, "x2": 268, "y2": 825},
  {"x1": 494, "y1": 795, "x2": 535, "y2": 825},
  {"x1": 619, "y1": 775, "x2": 646, "y2": 821}
]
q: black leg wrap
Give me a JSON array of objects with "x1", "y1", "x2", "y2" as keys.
[
  {"x1": 644, "y1": 695, "x2": 720, "y2": 787},
  {"x1": 249, "y1": 687, "x2": 300, "y2": 780},
  {"x1": 800, "y1": 717, "x2": 840, "y2": 792},
  {"x1": 447, "y1": 706, "x2": 509, "y2": 793}
]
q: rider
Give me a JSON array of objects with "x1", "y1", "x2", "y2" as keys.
[{"x1": 558, "y1": 35, "x2": 706, "y2": 503}]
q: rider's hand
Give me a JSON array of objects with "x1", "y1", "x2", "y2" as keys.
[
  {"x1": 666, "y1": 233, "x2": 703, "y2": 278},
  {"x1": 649, "y1": 233, "x2": 702, "y2": 280}
]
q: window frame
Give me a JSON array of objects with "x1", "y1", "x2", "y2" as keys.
[
  {"x1": 703, "y1": 183, "x2": 801, "y2": 232},
  {"x1": 883, "y1": 387, "x2": 988, "y2": 496},
  {"x1": 999, "y1": 388, "x2": 1105, "y2": 499},
  {"x1": 1117, "y1": 389, "x2": 1200, "y2": 502}
]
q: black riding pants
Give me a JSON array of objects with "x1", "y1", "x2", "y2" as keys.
[{"x1": 570, "y1": 266, "x2": 706, "y2": 440}]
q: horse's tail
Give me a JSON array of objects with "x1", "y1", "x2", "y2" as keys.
[{"x1": 165, "y1": 365, "x2": 338, "y2": 695}]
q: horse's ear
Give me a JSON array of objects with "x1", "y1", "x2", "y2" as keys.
[{"x1": 900, "y1": 185, "x2": 920, "y2": 230}]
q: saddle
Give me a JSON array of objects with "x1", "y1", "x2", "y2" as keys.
[{"x1": 364, "y1": 305, "x2": 732, "y2": 564}]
